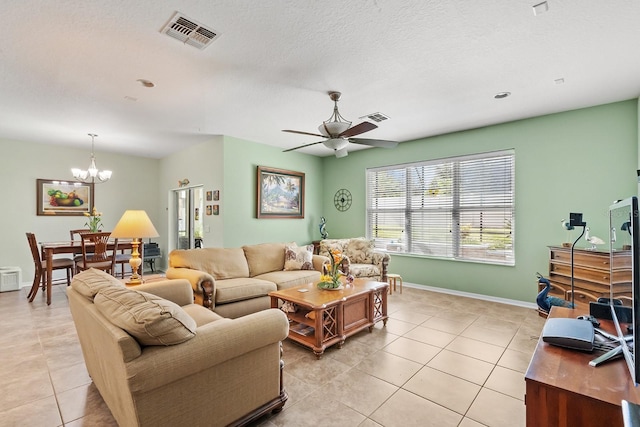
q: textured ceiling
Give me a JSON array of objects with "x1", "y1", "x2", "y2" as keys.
[{"x1": 2, "y1": 1, "x2": 640, "y2": 158}]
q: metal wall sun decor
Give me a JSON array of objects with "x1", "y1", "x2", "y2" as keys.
[
  {"x1": 334, "y1": 188, "x2": 352, "y2": 211},
  {"x1": 257, "y1": 166, "x2": 305, "y2": 219}
]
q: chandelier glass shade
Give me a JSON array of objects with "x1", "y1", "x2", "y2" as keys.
[{"x1": 71, "y1": 134, "x2": 112, "y2": 183}]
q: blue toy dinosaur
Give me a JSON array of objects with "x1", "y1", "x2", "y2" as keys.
[{"x1": 536, "y1": 272, "x2": 574, "y2": 312}]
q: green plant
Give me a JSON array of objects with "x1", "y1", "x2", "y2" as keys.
[{"x1": 83, "y1": 207, "x2": 103, "y2": 232}]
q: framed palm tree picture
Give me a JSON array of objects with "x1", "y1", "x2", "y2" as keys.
[{"x1": 257, "y1": 166, "x2": 304, "y2": 219}]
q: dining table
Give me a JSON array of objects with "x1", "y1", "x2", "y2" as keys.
[{"x1": 40, "y1": 239, "x2": 133, "y2": 305}]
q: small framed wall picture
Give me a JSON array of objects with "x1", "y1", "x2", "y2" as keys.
[
  {"x1": 213, "y1": 190, "x2": 220, "y2": 201},
  {"x1": 206, "y1": 205, "x2": 212, "y2": 216},
  {"x1": 213, "y1": 204, "x2": 219, "y2": 215},
  {"x1": 206, "y1": 191, "x2": 213, "y2": 201}
]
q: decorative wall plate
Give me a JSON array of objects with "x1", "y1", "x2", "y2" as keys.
[{"x1": 334, "y1": 189, "x2": 352, "y2": 212}]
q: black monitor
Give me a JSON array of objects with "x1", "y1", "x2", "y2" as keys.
[{"x1": 609, "y1": 196, "x2": 640, "y2": 385}]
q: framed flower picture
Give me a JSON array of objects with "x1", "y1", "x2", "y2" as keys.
[{"x1": 36, "y1": 179, "x2": 95, "y2": 216}]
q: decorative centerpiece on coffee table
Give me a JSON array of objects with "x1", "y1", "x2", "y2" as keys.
[{"x1": 317, "y1": 249, "x2": 344, "y2": 290}]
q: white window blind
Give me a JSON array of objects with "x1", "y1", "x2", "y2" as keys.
[{"x1": 366, "y1": 150, "x2": 515, "y2": 265}]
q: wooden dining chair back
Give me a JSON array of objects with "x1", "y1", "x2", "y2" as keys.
[
  {"x1": 26, "y1": 232, "x2": 74, "y2": 302},
  {"x1": 70, "y1": 229, "x2": 91, "y2": 270},
  {"x1": 69, "y1": 229, "x2": 90, "y2": 241},
  {"x1": 76, "y1": 232, "x2": 118, "y2": 275},
  {"x1": 72, "y1": 228, "x2": 129, "y2": 278}
]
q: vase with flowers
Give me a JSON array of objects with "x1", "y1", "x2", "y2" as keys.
[
  {"x1": 317, "y1": 248, "x2": 345, "y2": 290},
  {"x1": 84, "y1": 207, "x2": 103, "y2": 232}
]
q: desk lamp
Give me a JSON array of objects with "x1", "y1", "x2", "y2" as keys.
[
  {"x1": 111, "y1": 210, "x2": 159, "y2": 285},
  {"x1": 569, "y1": 212, "x2": 587, "y2": 307}
]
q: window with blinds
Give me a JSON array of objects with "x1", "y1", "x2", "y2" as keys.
[{"x1": 366, "y1": 150, "x2": 515, "y2": 265}]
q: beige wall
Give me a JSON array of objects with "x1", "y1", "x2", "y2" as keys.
[{"x1": 0, "y1": 139, "x2": 160, "y2": 283}]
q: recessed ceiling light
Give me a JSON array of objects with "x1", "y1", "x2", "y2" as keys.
[
  {"x1": 533, "y1": 1, "x2": 549, "y2": 16},
  {"x1": 137, "y1": 79, "x2": 155, "y2": 88},
  {"x1": 494, "y1": 92, "x2": 511, "y2": 99}
]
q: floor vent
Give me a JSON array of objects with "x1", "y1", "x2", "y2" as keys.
[
  {"x1": 360, "y1": 112, "x2": 390, "y2": 123},
  {"x1": 0, "y1": 267, "x2": 21, "y2": 292},
  {"x1": 161, "y1": 12, "x2": 220, "y2": 50}
]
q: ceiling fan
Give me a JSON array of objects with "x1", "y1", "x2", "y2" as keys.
[{"x1": 282, "y1": 91, "x2": 398, "y2": 158}]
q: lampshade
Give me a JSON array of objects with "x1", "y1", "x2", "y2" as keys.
[
  {"x1": 111, "y1": 210, "x2": 159, "y2": 239},
  {"x1": 318, "y1": 121, "x2": 351, "y2": 137},
  {"x1": 324, "y1": 138, "x2": 349, "y2": 151}
]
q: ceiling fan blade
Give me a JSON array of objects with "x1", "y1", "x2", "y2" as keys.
[
  {"x1": 348, "y1": 138, "x2": 398, "y2": 148},
  {"x1": 282, "y1": 129, "x2": 326, "y2": 138},
  {"x1": 283, "y1": 140, "x2": 326, "y2": 152},
  {"x1": 339, "y1": 121, "x2": 378, "y2": 138}
]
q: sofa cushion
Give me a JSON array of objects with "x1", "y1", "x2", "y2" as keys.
[
  {"x1": 71, "y1": 268, "x2": 125, "y2": 300},
  {"x1": 182, "y1": 304, "x2": 223, "y2": 327},
  {"x1": 256, "y1": 270, "x2": 321, "y2": 290},
  {"x1": 169, "y1": 247, "x2": 249, "y2": 280},
  {"x1": 243, "y1": 243, "x2": 287, "y2": 277},
  {"x1": 94, "y1": 287, "x2": 197, "y2": 346},
  {"x1": 215, "y1": 278, "x2": 277, "y2": 305},
  {"x1": 348, "y1": 263, "x2": 381, "y2": 279},
  {"x1": 346, "y1": 238, "x2": 375, "y2": 264},
  {"x1": 284, "y1": 244, "x2": 314, "y2": 271},
  {"x1": 319, "y1": 239, "x2": 348, "y2": 257}
]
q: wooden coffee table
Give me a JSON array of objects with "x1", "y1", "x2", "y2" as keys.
[{"x1": 269, "y1": 279, "x2": 388, "y2": 358}]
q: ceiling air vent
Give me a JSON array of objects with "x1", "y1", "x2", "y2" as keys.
[
  {"x1": 360, "y1": 112, "x2": 390, "y2": 123},
  {"x1": 161, "y1": 12, "x2": 220, "y2": 50}
]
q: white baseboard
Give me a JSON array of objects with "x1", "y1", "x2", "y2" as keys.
[{"x1": 402, "y1": 281, "x2": 538, "y2": 310}]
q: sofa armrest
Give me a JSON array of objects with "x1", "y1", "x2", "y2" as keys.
[
  {"x1": 133, "y1": 279, "x2": 194, "y2": 306},
  {"x1": 371, "y1": 251, "x2": 390, "y2": 282},
  {"x1": 312, "y1": 254, "x2": 330, "y2": 272},
  {"x1": 166, "y1": 267, "x2": 215, "y2": 309},
  {"x1": 126, "y1": 309, "x2": 289, "y2": 392}
]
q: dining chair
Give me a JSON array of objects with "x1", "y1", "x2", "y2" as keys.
[
  {"x1": 114, "y1": 251, "x2": 132, "y2": 278},
  {"x1": 70, "y1": 229, "x2": 91, "y2": 271},
  {"x1": 26, "y1": 232, "x2": 75, "y2": 302},
  {"x1": 72, "y1": 228, "x2": 130, "y2": 277},
  {"x1": 75, "y1": 232, "x2": 118, "y2": 275}
]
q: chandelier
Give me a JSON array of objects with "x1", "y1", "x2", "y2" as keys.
[{"x1": 71, "y1": 134, "x2": 112, "y2": 183}]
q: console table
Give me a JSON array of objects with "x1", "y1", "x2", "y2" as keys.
[
  {"x1": 544, "y1": 246, "x2": 632, "y2": 305},
  {"x1": 525, "y1": 306, "x2": 640, "y2": 426}
]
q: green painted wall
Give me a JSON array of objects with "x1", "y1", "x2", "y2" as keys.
[
  {"x1": 321, "y1": 100, "x2": 638, "y2": 303},
  {"x1": 222, "y1": 136, "x2": 324, "y2": 247}
]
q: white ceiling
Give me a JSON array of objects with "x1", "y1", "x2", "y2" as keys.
[{"x1": 2, "y1": 1, "x2": 640, "y2": 159}]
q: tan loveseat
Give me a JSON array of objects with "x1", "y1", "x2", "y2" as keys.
[
  {"x1": 319, "y1": 238, "x2": 390, "y2": 282},
  {"x1": 67, "y1": 269, "x2": 289, "y2": 427},
  {"x1": 166, "y1": 242, "x2": 328, "y2": 318}
]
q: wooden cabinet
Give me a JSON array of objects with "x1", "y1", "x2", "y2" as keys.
[
  {"x1": 544, "y1": 246, "x2": 632, "y2": 305},
  {"x1": 525, "y1": 306, "x2": 640, "y2": 426}
]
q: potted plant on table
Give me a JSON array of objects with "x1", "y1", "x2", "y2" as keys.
[
  {"x1": 84, "y1": 207, "x2": 103, "y2": 232},
  {"x1": 318, "y1": 248, "x2": 347, "y2": 290}
]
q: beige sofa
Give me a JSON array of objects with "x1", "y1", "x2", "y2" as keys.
[
  {"x1": 319, "y1": 238, "x2": 390, "y2": 282},
  {"x1": 166, "y1": 242, "x2": 328, "y2": 318},
  {"x1": 67, "y1": 269, "x2": 289, "y2": 427}
]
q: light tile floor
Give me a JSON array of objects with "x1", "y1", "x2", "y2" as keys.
[{"x1": 0, "y1": 282, "x2": 546, "y2": 426}]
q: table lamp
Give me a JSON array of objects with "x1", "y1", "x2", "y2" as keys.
[{"x1": 111, "y1": 210, "x2": 159, "y2": 285}]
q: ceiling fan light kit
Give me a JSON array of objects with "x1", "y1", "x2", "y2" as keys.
[{"x1": 282, "y1": 91, "x2": 398, "y2": 158}]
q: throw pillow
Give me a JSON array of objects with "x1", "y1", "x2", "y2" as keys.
[
  {"x1": 94, "y1": 287, "x2": 197, "y2": 346},
  {"x1": 284, "y1": 244, "x2": 314, "y2": 271},
  {"x1": 346, "y1": 238, "x2": 375, "y2": 264},
  {"x1": 71, "y1": 268, "x2": 124, "y2": 300}
]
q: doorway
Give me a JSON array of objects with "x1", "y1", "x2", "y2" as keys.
[{"x1": 173, "y1": 186, "x2": 204, "y2": 250}]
